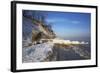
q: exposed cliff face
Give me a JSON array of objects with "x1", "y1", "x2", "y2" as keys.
[
  {"x1": 23, "y1": 16, "x2": 38, "y2": 47},
  {"x1": 22, "y1": 13, "x2": 57, "y2": 62},
  {"x1": 22, "y1": 15, "x2": 55, "y2": 47}
]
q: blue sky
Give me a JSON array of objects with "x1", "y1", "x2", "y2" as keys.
[
  {"x1": 44, "y1": 11, "x2": 91, "y2": 41},
  {"x1": 24, "y1": 10, "x2": 91, "y2": 41}
]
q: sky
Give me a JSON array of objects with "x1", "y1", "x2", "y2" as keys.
[
  {"x1": 24, "y1": 10, "x2": 91, "y2": 41},
  {"x1": 44, "y1": 11, "x2": 91, "y2": 41}
]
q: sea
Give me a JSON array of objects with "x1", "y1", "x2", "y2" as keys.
[{"x1": 53, "y1": 37, "x2": 91, "y2": 61}]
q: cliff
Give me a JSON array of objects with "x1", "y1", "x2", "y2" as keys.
[{"x1": 22, "y1": 14, "x2": 56, "y2": 47}]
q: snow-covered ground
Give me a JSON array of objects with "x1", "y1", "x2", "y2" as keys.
[{"x1": 22, "y1": 42, "x2": 54, "y2": 63}]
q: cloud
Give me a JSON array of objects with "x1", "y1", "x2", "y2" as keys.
[
  {"x1": 46, "y1": 18, "x2": 80, "y2": 25},
  {"x1": 46, "y1": 18, "x2": 68, "y2": 23},
  {"x1": 71, "y1": 20, "x2": 80, "y2": 24}
]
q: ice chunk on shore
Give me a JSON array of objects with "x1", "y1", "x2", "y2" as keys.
[{"x1": 22, "y1": 42, "x2": 54, "y2": 62}]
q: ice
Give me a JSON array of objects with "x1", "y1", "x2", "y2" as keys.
[
  {"x1": 72, "y1": 46, "x2": 90, "y2": 59},
  {"x1": 22, "y1": 42, "x2": 54, "y2": 62}
]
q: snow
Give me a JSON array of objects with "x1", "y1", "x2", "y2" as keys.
[{"x1": 22, "y1": 42, "x2": 54, "y2": 63}]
